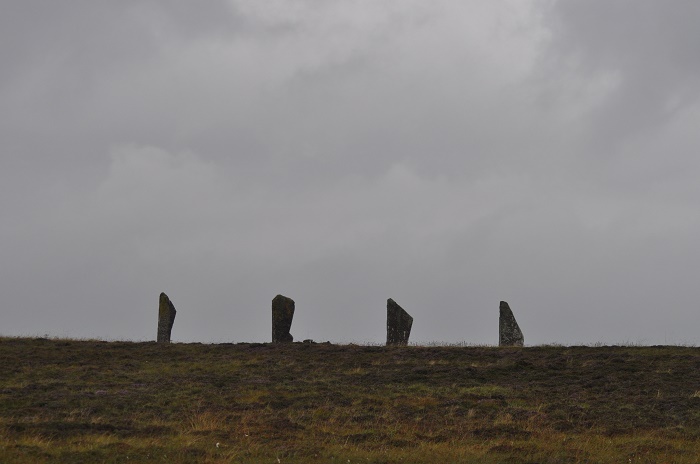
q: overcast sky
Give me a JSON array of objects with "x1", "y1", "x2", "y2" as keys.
[{"x1": 2, "y1": 0, "x2": 700, "y2": 345}]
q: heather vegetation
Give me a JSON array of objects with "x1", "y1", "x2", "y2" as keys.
[{"x1": 2, "y1": 337, "x2": 700, "y2": 462}]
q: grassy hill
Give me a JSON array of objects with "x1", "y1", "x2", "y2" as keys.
[{"x1": 2, "y1": 337, "x2": 700, "y2": 463}]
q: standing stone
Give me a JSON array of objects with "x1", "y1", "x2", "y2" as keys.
[
  {"x1": 272, "y1": 294, "x2": 295, "y2": 343},
  {"x1": 499, "y1": 301, "x2": 524, "y2": 347},
  {"x1": 386, "y1": 298, "x2": 413, "y2": 346},
  {"x1": 157, "y1": 292, "x2": 177, "y2": 343}
]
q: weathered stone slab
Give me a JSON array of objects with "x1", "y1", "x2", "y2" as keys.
[
  {"x1": 499, "y1": 301, "x2": 524, "y2": 347},
  {"x1": 272, "y1": 294, "x2": 295, "y2": 343},
  {"x1": 157, "y1": 292, "x2": 177, "y2": 343},
  {"x1": 386, "y1": 298, "x2": 413, "y2": 346}
]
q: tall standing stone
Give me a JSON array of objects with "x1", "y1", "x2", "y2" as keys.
[
  {"x1": 386, "y1": 298, "x2": 413, "y2": 346},
  {"x1": 272, "y1": 294, "x2": 295, "y2": 343},
  {"x1": 157, "y1": 292, "x2": 177, "y2": 343},
  {"x1": 499, "y1": 301, "x2": 524, "y2": 347}
]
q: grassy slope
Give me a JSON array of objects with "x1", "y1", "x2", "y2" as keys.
[{"x1": 1, "y1": 338, "x2": 700, "y2": 463}]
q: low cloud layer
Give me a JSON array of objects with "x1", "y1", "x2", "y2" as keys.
[{"x1": 2, "y1": 1, "x2": 700, "y2": 344}]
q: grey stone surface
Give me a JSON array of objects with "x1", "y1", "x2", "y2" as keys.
[
  {"x1": 499, "y1": 301, "x2": 524, "y2": 347},
  {"x1": 386, "y1": 298, "x2": 413, "y2": 346},
  {"x1": 272, "y1": 294, "x2": 295, "y2": 343},
  {"x1": 157, "y1": 292, "x2": 177, "y2": 343}
]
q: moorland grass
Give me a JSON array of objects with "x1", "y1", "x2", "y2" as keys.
[{"x1": 2, "y1": 337, "x2": 700, "y2": 462}]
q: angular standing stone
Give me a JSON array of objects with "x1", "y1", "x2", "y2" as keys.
[
  {"x1": 272, "y1": 294, "x2": 295, "y2": 343},
  {"x1": 386, "y1": 298, "x2": 413, "y2": 346},
  {"x1": 499, "y1": 301, "x2": 524, "y2": 347},
  {"x1": 157, "y1": 292, "x2": 177, "y2": 343}
]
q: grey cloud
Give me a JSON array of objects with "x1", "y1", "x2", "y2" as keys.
[
  {"x1": 2, "y1": 1, "x2": 700, "y2": 345},
  {"x1": 543, "y1": 0, "x2": 700, "y2": 149}
]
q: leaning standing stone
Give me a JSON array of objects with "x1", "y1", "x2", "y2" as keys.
[
  {"x1": 157, "y1": 292, "x2": 177, "y2": 343},
  {"x1": 272, "y1": 294, "x2": 295, "y2": 343},
  {"x1": 386, "y1": 298, "x2": 413, "y2": 346},
  {"x1": 499, "y1": 301, "x2": 524, "y2": 347}
]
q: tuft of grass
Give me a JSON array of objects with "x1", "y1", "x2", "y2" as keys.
[{"x1": 459, "y1": 385, "x2": 512, "y2": 398}]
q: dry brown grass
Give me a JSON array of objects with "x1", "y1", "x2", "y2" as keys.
[{"x1": 2, "y1": 337, "x2": 700, "y2": 462}]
